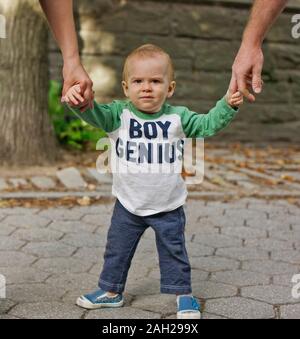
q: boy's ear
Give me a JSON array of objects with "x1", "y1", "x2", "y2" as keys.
[
  {"x1": 167, "y1": 81, "x2": 176, "y2": 98},
  {"x1": 122, "y1": 81, "x2": 129, "y2": 97}
]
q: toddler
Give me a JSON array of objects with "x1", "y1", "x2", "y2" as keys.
[{"x1": 63, "y1": 44, "x2": 243, "y2": 319}]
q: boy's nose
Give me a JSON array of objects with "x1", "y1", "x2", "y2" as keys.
[{"x1": 142, "y1": 82, "x2": 152, "y2": 91}]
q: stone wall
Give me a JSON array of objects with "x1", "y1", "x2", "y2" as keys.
[{"x1": 48, "y1": 0, "x2": 300, "y2": 143}]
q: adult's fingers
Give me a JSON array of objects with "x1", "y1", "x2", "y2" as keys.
[
  {"x1": 228, "y1": 74, "x2": 238, "y2": 97},
  {"x1": 252, "y1": 63, "x2": 263, "y2": 94},
  {"x1": 236, "y1": 75, "x2": 255, "y2": 102}
]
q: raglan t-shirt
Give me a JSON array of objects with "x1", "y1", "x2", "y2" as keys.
[{"x1": 68, "y1": 98, "x2": 238, "y2": 216}]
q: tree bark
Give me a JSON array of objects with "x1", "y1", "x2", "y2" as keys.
[{"x1": 0, "y1": 0, "x2": 57, "y2": 166}]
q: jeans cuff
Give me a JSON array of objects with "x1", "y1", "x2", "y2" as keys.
[
  {"x1": 161, "y1": 284, "x2": 192, "y2": 295},
  {"x1": 99, "y1": 279, "x2": 125, "y2": 294}
]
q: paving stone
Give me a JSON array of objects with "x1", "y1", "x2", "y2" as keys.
[
  {"x1": 191, "y1": 256, "x2": 239, "y2": 272},
  {"x1": 127, "y1": 263, "x2": 153, "y2": 280},
  {"x1": 205, "y1": 297, "x2": 275, "y2": 319},
  {"x1": 45, "y1": 272, "x2": 97, "y2": 292},
  {"x1": 268, "y1": 214, "x2": 300, "y2": 225},
  {"x1": 126, "y1": 277, "x2": 161, "y2": 296},
  {"x1": 6, "y1": 283, "x2": 65, "y2": 303},
  {"x1": 8, "y1": 178, "x2": 28, "y2": 188},
  {"x1": 242, "y1": 260, "x2": 299, "y2": 275},
  {"x1": 88, "y1": 262, "x2": 105, "y2": 276},
  {"x1": 38, "y1": 208, "x2": 85, "y2": 221},
  {"x1": 192, "y1": 234, "x2": 242, "y2": 248},
  {"x1": 245, "y1": 238, "x2": 294, "y2": 251},
  {"x1": 30, "y1": 176, "x2": 56, "y2": 190},
  {"x1": 241, "y1": 285, "x2": 298, "y2": 305},
  {"x1": 13, "y1": 228, "x2": 64, "y2": 242},
  {"x1": 0, "y1": 224, "x2": 16, "y2": 236},
  {"x1": 135, "y1": 238, "x2": 157, "y2": 253},
  {"x1": 216, "y1": 247, "x2": 269, "y2": 261},
  {"x1": 201, "y1": 312, "x2": 228, "y2": 319},
  {"x1": 85, "y1": 307, "x2": 161, "y2": 319},
  {"x1": 81, "y1": 214, "x2": 111, "y2": 227},
  {"x1": 71, "y1": 204, "x2": 115, "y2": 215},
  {"x1": 193, "y1": 281, "x2": 237, "y2": 299},
  {"x1": 245, "y1": 219, "x2": 291, "y2": 231},
  {"x1": 247, "y1": 203, "x2": 289, "y2": 214},
  {"x1": 0, "y1": 236, "x2": 25, "y2": 250},
  {"x1": 281, "y1": 304, "x2": 300, "y2": 319},
  {"x1": 48, "y1": 220, "x2": 98, "y2": 234},
  {"x1": 0, "y1": 179, "x2": 8, "y2": 190},
  {"x1": 22, "y1": 241, "x2": 75, "y2": 258},
  {"x1": 269, "y1": 230, "x2": 300, "y2": 242},
  {"x1": 4, "y1": 215, "x2": 50, "y2": 229},
  {"x1": 186, "y1": 204, "x2": 225, "y2": 220},
  {"x1": 271, "y1": 250, "x2": 300, "y2": 265},
  {"x1": 186, "y1": 242, "x2": 215, "y2": 257},
  {"x1": 224, "y1": 209, "x2": 267, "y2": 221},
  {"x1": 273, "y1": 274, "x2": 299, "y2": 287},
  {"x1": 86, "y1": 168, "x2": 113, "y2": 184},
  {"x1": 0, "y1": 251, "x2": 36, "y2": 267},
  {"x1": 131, "y1": 249, "x2": 158, "y2": 263},
  {"x1": 0, "y1": 208, "x2": 40, "y2": 215},
  {"x1": 56, "y1": 167, "x2": 87, "y2": 189},
  {"x1": 220, "y1": 227, "x2": 267, "y2": 239},
  {"x1": 0, "y1": 267, "x2": 49, "y2": 285},
  {"x1": 211, "y1": 270, "x2": 270, "y2": 287},
  {"x1": 292, "y1": 224, "x2": 300, "y2": 231},
  {"x1": 131, "y1": 294, "x2": 176, "y2": 316},
  {"x1": 0, "y1": 299, "x2": 15, "y2": 315},
  {"x1": 33, "y1": 257, "x2": 91, "y2": 274},
  {"x1": 198, "y1": 215, "x2": 244, "y2": 228},
  {"x1": 186, "y1": 224, "x2": 219, "y2": 236},
  {"x1": 9, "y1": 302, "x2": 85, "y2": 319},
  {"x1": 72, "y1": 247, "x2": 104, "y2": 263},
  {"x1": 0, "y1": 315, "x2": 20, "y2": 319},
  {"x1": 61, "y1": 232, "x2": 107, "y2": 248}
]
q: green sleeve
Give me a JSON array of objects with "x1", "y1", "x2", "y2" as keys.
[
  {"x1": 66, "y1": 100, "x2": 123, "y2": 133},
  {"x1": 181, "y1": 96, "x2": 238, "y2": 138}
]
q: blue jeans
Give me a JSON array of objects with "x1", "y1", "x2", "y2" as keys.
[{"x1": 99, "y1": 199, "x2": 192, "y2": 295}]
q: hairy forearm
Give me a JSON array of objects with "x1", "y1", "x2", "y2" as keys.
[
  {"x1": 242, "y1": 0, "x2": 288, "y2": 46},
  {"x1": 39, "y1": 0, "x2": 79, "y2": 63}
]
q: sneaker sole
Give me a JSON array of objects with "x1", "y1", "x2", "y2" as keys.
[
  {"x1": 76, "y1": 296, "x2": 124, "y2": 310},
  {"x1": 177, "y1": 311, "x2": 201, "y2": 319}
]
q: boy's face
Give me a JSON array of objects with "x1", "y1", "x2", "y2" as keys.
[{"x1": 122, "y1": 55, "x2": 176, "y2": 113}]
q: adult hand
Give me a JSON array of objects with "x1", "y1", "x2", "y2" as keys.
[
  {"x1": 62, "y1": 60, "x2": 94, "y2": 112},
  {"x1": 229, "y1": 43, "x2": 264, "y2": 102}
]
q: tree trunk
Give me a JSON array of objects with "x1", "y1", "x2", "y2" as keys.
[{"x1": 0, "y1": 0, "x2": 57, "y2": 166}]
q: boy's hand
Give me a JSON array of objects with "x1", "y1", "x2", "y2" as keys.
[
  {"x1": 225, "y1": 90, "x2": 244, "y2": 108},
  {"x1": 61, "y1": 84, "x2": 87, "y2": 111}
]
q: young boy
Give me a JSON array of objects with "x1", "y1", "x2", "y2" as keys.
[{"x1": 63, "y1": 44, "x2": 243, "y2": 319}]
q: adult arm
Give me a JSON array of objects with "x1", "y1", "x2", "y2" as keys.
[
  {"x1": 39, "y1": 0, "x2": 93, "y2": 110},
  {"x1": 230, "y1": 0, "x2": 289, "y2": 101}
]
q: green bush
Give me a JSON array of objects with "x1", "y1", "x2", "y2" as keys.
[{"x1": 48, "y1": 80, "x2": 107, "y2": 150}]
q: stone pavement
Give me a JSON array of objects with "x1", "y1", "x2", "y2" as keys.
[
  {"x1": 1, "y1": 144, "x2": 300, "y2": 200},
  {"x1": 0, "y1": 197, "x2": 300, "y2": 319}
]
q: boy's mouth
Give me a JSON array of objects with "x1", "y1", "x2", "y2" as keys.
[{"x1": 140, "y1": 96, "x2": 154, "y2": 99}]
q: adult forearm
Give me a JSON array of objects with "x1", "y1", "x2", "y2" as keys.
[
  {"x1": 39, "y1": 0, "x2": 79, "y2": 63},
  {"x1": 242, "y1": 0, "x2": 288, "y2": 46}
]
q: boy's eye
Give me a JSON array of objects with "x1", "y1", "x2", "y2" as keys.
[
  {"x1": 152, "y1": 80, "x2": 161, "y2": 84},
  {"x1": 133, "y1": 80, "x2": 142, "y2": 84}
]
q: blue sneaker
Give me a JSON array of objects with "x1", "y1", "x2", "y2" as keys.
[
  {"x1": 76, "y1": 289, "x2": 124, "y2": 310},
  {"x1": 177, "y1": 296, "x2": 201, "y2": 319}
]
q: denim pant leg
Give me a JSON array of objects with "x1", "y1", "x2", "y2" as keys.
[
  {"x1": 148, "y1": 206, "x2": 192, "y2": 295},
  {"x1": 99, "y1": 200, "x2": 148, "y2": 294}
]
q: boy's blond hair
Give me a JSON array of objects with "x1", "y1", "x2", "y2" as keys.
[{"x1": 122, "y1": 44, "x2": 175, "y2": 82}]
